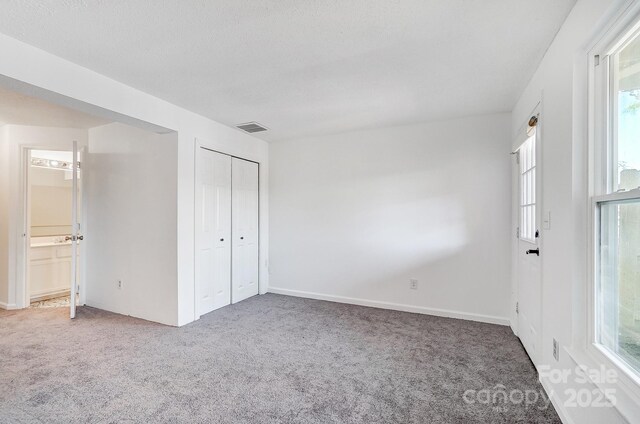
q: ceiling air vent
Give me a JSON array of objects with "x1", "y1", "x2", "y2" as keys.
[{"x1": 236, "y1": 122, "x2": 268, "y2": 133}]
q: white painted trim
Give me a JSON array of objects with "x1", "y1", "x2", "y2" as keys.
[
  {"x1": 268, "y1": 287, "x2": 510, "y2": 326},
  {"x1": 539, "y1": 374, "x2": 577, "y2": 424},
  {"x1": 574, "y1": 2, "x2": 640, "y2": 421},
  {"x1": 0, "y1": 301, "x2": 18, "y2": 310},
  {"x1": 15, "y1": 145, "x2": 81, "y2": 310},
  {"x1": 565, "y1": 345, "x2": 640, "y2": 422}
]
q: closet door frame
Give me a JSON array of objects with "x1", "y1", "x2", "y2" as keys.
[{"x1": 194, "y1": 144, "x2": 260, "y2": 320}]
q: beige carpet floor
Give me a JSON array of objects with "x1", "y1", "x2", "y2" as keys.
[{"x1": 0, "y1": 294, "x2": 560, "y2": 423}]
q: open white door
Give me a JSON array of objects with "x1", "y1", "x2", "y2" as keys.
[{"x1": 69, "y1": 141, "x2": 81, "y2": 318}]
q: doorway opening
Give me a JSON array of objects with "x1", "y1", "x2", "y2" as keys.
[{"x1": 26, "y1": 149, "x2": 80, "y2": 310}]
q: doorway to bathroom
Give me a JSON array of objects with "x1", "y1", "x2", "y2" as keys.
[
  {"x1": 25, "y1": 148, "x2": 82, "y2": 314},
  {"x1": 0, "y1": 83, "x2": 177, "y2": 322}
]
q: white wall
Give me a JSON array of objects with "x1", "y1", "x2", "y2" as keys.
[
  {"x1": 511, "y1": 0, "x2": 635, "y2": 422},
  {"x1": 85, "y1": 123, "x2": 178, "y2": 326},
  {"x1": 0, "y1": 125, "x2": 87, "y2": 309},
  {"x1": 269, "y1": 113, "x2": 512, "y2": 324},
  {"x1": 0, "y1": 125, "x2": 8, "y2": 308},
  {"x1": 0, "y1": 34, "x2": 269, "y2": 325},
  {"x1": 30, "y1": 167, "x2": 73, "y2": 237}
]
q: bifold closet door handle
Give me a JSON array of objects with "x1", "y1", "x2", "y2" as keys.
[
  {"x1": 240, "y1": 237, "x2": 244, "y2": 240},
  {"x1": 220, "y1": 238, "x2": 224, "y2": 242},
  {"x1": 526, "y1": 249, "x2": 539, "y2": 256}
]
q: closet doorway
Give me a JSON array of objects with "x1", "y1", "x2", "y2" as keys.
[{"x1": 195, "y1": 147, "x2": 259, "y2": 317}]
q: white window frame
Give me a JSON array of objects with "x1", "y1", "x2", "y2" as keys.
[{"x1": 583, "y1": 2, "x2": 640, "y2": 416}]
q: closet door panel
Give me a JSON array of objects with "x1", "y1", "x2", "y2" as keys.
[
  {"x1": 231, "y1": 158, "x2": 259, "y2": 303},
  {"x1": 196, "y1": 148, "x2": 232, "y2": 316}
]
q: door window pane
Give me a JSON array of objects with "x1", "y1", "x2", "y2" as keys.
[
  {"x1": 519, "y1": 133, "x2": 536, "y2": 242},
  {"x1": 598, "y1": 199, "x2": 640, "y2": 372}
]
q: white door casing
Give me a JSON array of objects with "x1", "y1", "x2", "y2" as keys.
[
  {"x1": 195, "y1": 148, "x2": 232, "y2": 316},
  {"x1": 231, "y1": 157, "x2": 259, "y2": 304}
]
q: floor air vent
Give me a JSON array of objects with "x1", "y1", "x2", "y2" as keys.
[{"x1": 236, "y1": 122, "x2": 268, "y2": 133}]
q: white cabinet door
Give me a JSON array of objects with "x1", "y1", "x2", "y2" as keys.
[
  {"x1": 196, "y1": 148, "x2": 232, "y2": 316},
  {"x1": 231, "y1": 158, "x2": 259, "y2": 304}
]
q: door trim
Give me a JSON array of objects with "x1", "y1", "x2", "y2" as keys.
[
  {"x1": 194, "y1": 143, "x2": 261, "y2": 320},
  {"x1": 200, "y1": 146, "x2": 260, "y2": 165},
  {"x1": 16, "y1": 145, "x2": 86, "y2": 310}
]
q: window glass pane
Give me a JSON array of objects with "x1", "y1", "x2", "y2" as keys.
[
  {"x1": 519, "y1": 133, "x2": 536, "y2": 242},
  {"x1": 598, "y1": 199, "x2": 640, "y2": 372},
  {"x1": 529, "y1": 168, "x2": 536, "y2": 204},
  {"x1": 614, "y1": 31, "x2": 640, "y2": 191}
]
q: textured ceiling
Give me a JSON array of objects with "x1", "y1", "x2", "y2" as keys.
[
  {"x1": 0, "y1": 86, "x2": 111, "y2": 128},
  {"x1": 0, "y1": 0, "x2": 576, "y2": 141}
]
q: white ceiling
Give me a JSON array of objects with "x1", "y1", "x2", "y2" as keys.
[
  {"x1": 0, "y1": 0, "x2": 576, "y2": 141},
  {"x1": 0, "y1": 86, "x2": 110, "y2": 128}
]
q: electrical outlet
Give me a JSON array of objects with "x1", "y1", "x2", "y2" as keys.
[
  {"x1": 409, "y1": 279, "x2": 418, "y2": 290},
  {"x1": 117, "y1": 280, "x2": 123, "y2": 290},
  {"x1": 553, "y1": 338, "x2": 559, "y2": 361}
]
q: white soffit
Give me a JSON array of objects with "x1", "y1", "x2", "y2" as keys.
[{"x1": 0, "y1": 85, "x2": 110, "y2": 128}]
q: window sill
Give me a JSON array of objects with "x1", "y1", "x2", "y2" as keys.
[{"x1": 565, "y1": 345, "x2": 640, "y2": 422}]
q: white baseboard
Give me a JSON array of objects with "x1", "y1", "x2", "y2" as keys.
[
  {"x1": 268, "y1": 287, "x2": 510, "y2": 326},
  {"x1": 539, "y1": 375, "x2": 575, "y2": 424},
  {"x1": 0, "y1": 301, "x2": 18, "y2": 310},
  {"x1": 30, "y1": 288, "x2": 70, "y2": 302}
]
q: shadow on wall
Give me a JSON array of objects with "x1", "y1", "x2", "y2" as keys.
[{"x1": 269, "y1": 114, "x2": 512, "y2": 320}]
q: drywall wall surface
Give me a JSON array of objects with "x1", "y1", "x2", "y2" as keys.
[
  {"x1": 30, "y1": 167, "x2": 73, "y2": 237},
  {"x1": 85, "y1": 123, "x2": 178, "y2": 326},
  {"x1": 0, "y1": 125, "x2": 8, "y2": 307},
  {"x1": 269, "y1": 113, "x2": 512, "y2": 323}
]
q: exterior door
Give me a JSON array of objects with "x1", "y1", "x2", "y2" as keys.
[
  {"x1": 195, "y1": 148, "x2": 232, "y2": 316},
  {"x1": 516, "y1": 125, "x2": 542, "y2": 365},
  {"x1": 231, "y1": 158, "x2": 259, "y2": 304}
]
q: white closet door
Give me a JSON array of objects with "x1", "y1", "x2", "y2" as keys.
[
  {"x1": 196, "y1": 148, "x2": 232, "y2": 316},
  {"x1": 232, "y1": 158, "x2": 259, "y2": 303}
]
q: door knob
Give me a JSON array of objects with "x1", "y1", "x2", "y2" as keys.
[
  {"x1": 220, "y1": 238, "x2": 224, "y2": 242},
  {"x1": 526, "y1": 249, "x2": 539, "y2": 256},
  {"x1": 240, "y1": 237, "x2": 244, "y2": 240},
  {"x1": 65, "y1": 235, "x2": 84, "y2": 242}
]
